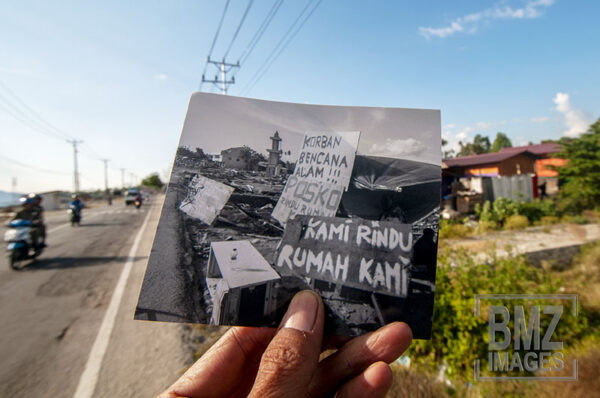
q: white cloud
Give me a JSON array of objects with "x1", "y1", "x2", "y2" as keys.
[
  {"x1": 443, "y1": 123, "x2": 456, "y2": 129},
  {"x1": 419, "y1": 22, "x2": 464, "y2": 39},
  {"x1": 419, "y1": 0, "x2": 554, "y2": 39},
  {"x1": 154, "y1": 73, "x2": 168, "y2": 81},
  {"x1": 456, "y1": 127, "x2": 472, "y2": 141},
  {"x1": 553, "y1": 92, "x2": 592, "y2": 137},
  {"x1": 369, "y1": 138, "x2": 425, "y2": 157}
]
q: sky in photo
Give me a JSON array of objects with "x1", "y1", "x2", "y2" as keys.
[
  {"x1": 0, "y1": 0, "x2": 598, "y2": 192},
  {"x1": 179, "y1": 93, "x2": 441, "y2": 165}
]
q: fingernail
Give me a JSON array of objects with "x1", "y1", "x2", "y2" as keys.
[{"x1": 281, "y1": 290, "x2": 319, "y2": 332}]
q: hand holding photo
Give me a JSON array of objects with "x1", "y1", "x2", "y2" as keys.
[{"x1": 135, "y1": 93, "x2": 441, "y2": 338}]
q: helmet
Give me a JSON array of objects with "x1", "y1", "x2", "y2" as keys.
[
  {"x1": 20, "y1": 196, "x2": 35, "y2": 205},
  {"x1": 72, "y1": 194, "x2": 79, "y2": 199},
  {"x1": 28, "y1": 193, "x2": 42, "y2": 202}
]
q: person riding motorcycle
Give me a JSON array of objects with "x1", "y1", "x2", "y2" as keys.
[
  {"x1": 69, "y1": 194, "x2": 84, "y2": 212},
  {"x1": 68, "y1": 194, "x2": 84, "y2": 224},
  {"x1": 13, "y1": 196, "x2": 44, "y2": 248},
  {"x1": 28, "y1": 193, "x2": 46, "y2": 247}
]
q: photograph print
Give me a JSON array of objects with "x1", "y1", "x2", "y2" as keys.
[{"x1": 135, "y1": 93, "x2": 441, "y2": 338}]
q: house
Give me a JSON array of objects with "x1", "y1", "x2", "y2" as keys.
[
  {"x1": 442, "y1": 143, "x2": 566, "y2": 211},
  {"x1": 40, "y1": 191, "x2": 72, "y2": 211},
  {"x1": 443, "y1": 143, "x2": 564, "y2": 178},
  {"x1": 220, "y1": 147, "x2": 248, "y2": 169},
  {"x1": 497, "y1": 143, "x2": 565, "y2": 178},
  {"x1": 205, "y1": 240, "x2": 280, "y2": 326}
]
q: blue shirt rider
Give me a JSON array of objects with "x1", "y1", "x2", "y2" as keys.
[{"x1": 69, "y1": 194, "x2": 84, "y2": 212}]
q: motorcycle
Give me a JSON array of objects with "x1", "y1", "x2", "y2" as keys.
[
  {"x1": 4, "y1": 219, "x2": 44, "y2": 270},
  {"x1": 68, "y1": 204, "x2": 82, "y2": 226},
  {"x1": 134, "y1": 198, "x2": 142, "y2": 209}
]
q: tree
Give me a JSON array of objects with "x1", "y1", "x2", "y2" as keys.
[
  {"x1": 194, "y1": 147, "x2": 208, "y2": 160},
  {"x1": 490, "y1": 132, "x2": 512, "y2": 152},
  {"x1": 141, "y1": 173, "x2": 164, "y2": 189},
  {"x1": 239, "y1": 146, "x2": 267, "y2": 170},
  {"x1": 555, "y1": 118, "x2": 600, "y2": 213},
  {"x1": 457, "y1": 134, "x2": 491, "y2": 156},
  {"x1": 442, "y1": 138, "x2": 455, "y2": 159}
]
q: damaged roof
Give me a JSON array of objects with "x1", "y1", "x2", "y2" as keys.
[{"x1": 209, "y1": 240, "x2": 280, "y2": 288}]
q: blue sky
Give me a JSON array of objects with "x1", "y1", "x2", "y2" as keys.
[{"x1": 0, "y1": 0, "x2": 598, "y2": 192}]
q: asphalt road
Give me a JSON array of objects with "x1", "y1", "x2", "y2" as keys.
[{"x1": 0, "y1": 196, "x2": 191, "y2": 397}]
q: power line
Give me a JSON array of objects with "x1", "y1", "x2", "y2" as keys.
[
  {"x1": 223, "y1": 0, "x2": 255, "y2": 60},
  {"x1": 244, "y1": 0, "x2": 323, "y2": 95},
  {"x1": 201, "y1": 0, "x2": 232, "y2": 90},
  {"x1": 0, "y1": 154, "x2": 71, "y2": 176},
  {"x1": 0, "y1": 81, "x2": 72, "y2": 140},
  {"x1": 237, "y1": 0, "x2": 284, "y2": 66},
  {"x1": 241, "y1": 0, "x2": 322, "y2": 96},
  {"x1": 0, "y1": 93, "x2": 67, "y2": 141}
]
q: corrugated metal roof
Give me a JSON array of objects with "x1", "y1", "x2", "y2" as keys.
[
  {"x1": 443, "y1": 150, "x2": 537, "y2": 168},
  {"x1": 499, "y1": 143, "x2": 562, "y2": 155}
]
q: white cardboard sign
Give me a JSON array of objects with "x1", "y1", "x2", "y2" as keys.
[
  {"x1": 179, "y1": 175, "x2": 234, "y2": 225},
  {"x1": 272, "y1": 131, "x2": 360, "y2": 226}
]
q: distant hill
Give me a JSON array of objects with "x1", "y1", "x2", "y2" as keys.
[{"x1": 0, "y1": 191, "x2": 23, "y2": 207}]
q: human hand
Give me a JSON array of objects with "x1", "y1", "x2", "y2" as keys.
[{"x1": 159, "y1": 290, "x2": 412, "y2": 398}]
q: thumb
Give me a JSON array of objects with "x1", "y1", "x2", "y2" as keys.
[{"x1": 248, "y1": 290, "x2": 324, "y2": 398}]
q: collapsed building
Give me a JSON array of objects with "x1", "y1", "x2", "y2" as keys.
[{"x1": 171, "y1": 144, "x2": 440, "y2": 336}]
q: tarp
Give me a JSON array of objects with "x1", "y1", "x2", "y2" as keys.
[
  {"x1": 342, "y1": 155, "x2": 441, "y2": 223},
  {"x1": 350, "y1": 155, "x2": 440, "y2": 190}
]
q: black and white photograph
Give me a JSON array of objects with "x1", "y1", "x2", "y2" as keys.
[{"x1": 135, "y1": 93, "x2": 441, "y2": 338}]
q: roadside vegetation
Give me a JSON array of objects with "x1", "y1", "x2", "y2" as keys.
[
  {"x1": 388, "y1": 242, "x2": 600, "y2": 397},
  {"x1": 439, "y1": 197, "x2": 599, "y2": 240}
]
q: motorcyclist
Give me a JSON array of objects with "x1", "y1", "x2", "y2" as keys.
[
  {"x1": 69, "y1": 194, "x2": 84, "y2": 212},
  {"x1": 28, "y1": 193, "x2": 46, "y2": 247},
  {"x1": 13, "y1": 196, "x2": 44, "y2": 248}
]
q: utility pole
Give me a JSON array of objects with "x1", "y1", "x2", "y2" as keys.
[
  {"x1": 201, "y1": 57, "x2": 239, "y2": 94},
  {"x1": 11, "y1": 177, "x2": 17, "y2": 204},
  {"x1": 120, "y1": 168, "x2": 125, "y2": 189},
  {"x1": 101, "y1": 159, "x2": 109, "y2": 191},
  {"x1": 101, "y1": 158, "x2": 112, "y2": 205},
  {"x1": 67, "y1": 139, "x2": 83, "y2": 193}
]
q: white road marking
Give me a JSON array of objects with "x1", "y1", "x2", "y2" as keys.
[{"x1": 72, "y1": 206, "x2": 153, "y2": 398}]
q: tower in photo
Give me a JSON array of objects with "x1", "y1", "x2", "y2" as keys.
[{"x1": 266, "y1": 131, "x2": 282, "y2": 177}]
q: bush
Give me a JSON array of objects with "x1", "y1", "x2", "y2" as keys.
[
  {"x1": 476, "y1": 220, "x2": 497, "y2": 233},
  {"x1": 539, "y1": 215, "x2": 560, "y2": 225},
  {"x1": 438, "y1": 222, "x2": 471, "y2": 239},
  {"x1": 517, "y1": 199, "x2": 558, "y2": 223},
  {"x1": 504, "y1": 214, "x2": 529, "y2": 230},
  {"x1": 562, "y1": 214, "x2": 588, "y2": 225},
  {"x1": 475, "y1": 198, "x2": 519, "y2": 226}
]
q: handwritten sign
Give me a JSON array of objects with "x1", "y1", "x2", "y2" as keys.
[
  {"x1": 272, "y1": 131, "x2": 360, "y2": 226},
  {"x1": 275, "y1": 216, "x2": 411, "y2": 297},
  {"x1": 179, "y1": 175, "x2": 234, "y2": 225}
]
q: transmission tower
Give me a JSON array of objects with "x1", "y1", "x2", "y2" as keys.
[{"x1": 201, "y1": 57, "x2": 239, "y2": 94}]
